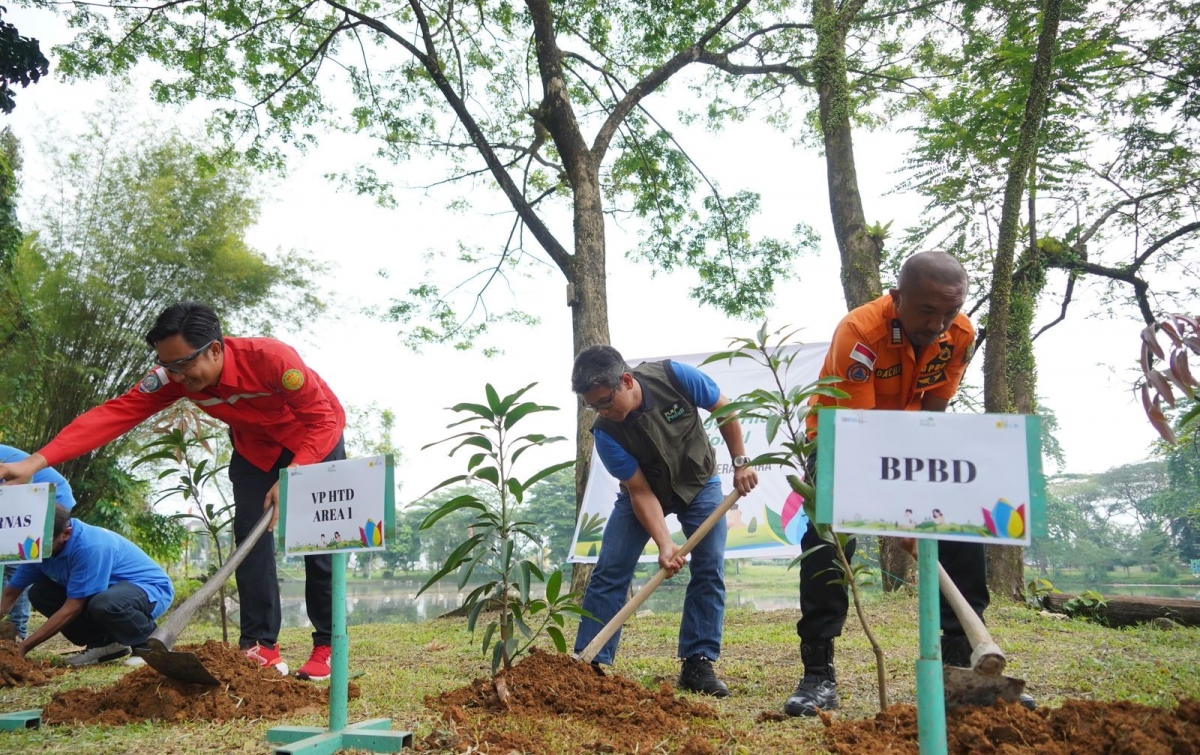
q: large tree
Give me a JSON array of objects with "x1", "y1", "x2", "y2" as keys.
[
  {"x1": 38, "y1": 0, "x2": 829, "y2": 592},
  {"x1": 0, "y1": 109, "x2": 324, "y2": 518},
  {"x1": 901, "y1": 0, "x2": 1199, "y2": 596}
]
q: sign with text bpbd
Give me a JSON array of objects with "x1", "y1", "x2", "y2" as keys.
[
  {"x1": 815, "y1": 410, "x2": 1046, "y2": 545},
  {"x1": 278, "y1": 455, "x2": 395, "y2": 558},
  {"x1": 0, "y1": 483, "x2": 57, "y2": 564}
]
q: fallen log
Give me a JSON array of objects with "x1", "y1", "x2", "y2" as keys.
[{"x1": 1042, "y1": 592, "x2": 1200, "y2": 628}]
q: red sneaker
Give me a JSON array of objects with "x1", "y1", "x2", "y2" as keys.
[
  {"x1": 245, "y1": 643, "x2": 289, "y2": 676},
  {"x1": 296, "y1": 645, "x2": 332, "y2": 681}
]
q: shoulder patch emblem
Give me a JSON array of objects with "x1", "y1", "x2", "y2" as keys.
[
  {"x1": 846, "y1": 363, "x2": 871, "y2": 383},
  {"x1": 138, "y1": 366, "x2": 168, "y2": 393},
  {"x1": 281, "y1": 368, "x2": 305, "y2": 391},
  {"x1": 962, "y1": 341, "x2": 976, "y2": 364}
]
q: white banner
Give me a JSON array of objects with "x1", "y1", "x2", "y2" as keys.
[
  {"x1": 824, "y1": 410, "x2": 1036, "y2": 546},
  {"x1": 567, "y1": 344, "x2": 828, "y2": 563},
  {"x1": 280, "y1": 455, "x2": 390, "y2": 557},
  {"x1": 0, "y1": 483, "x2": 56, "y2": 565}
]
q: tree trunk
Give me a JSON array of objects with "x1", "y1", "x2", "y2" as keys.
[
  {"x1": 981, "y1": 0, "x2": 1063, "y2": 600},
  {"x1": 567, "y1": 164, "x2": 610, "y2": 599},
  {"x1": 813, "y1": 0, "x2": 903, "y2": 589},
  {"x1": 1042, "y1": 593, "x2": 1200, "y2": 628}
]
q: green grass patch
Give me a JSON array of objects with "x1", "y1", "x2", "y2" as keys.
[{"x1": 2, "y1": 595, "x2": 1198, "y2": 753}]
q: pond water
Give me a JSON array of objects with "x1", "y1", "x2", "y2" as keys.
[{"x1": 214, "y1": 577, "x2": 1200, "y2": 630}]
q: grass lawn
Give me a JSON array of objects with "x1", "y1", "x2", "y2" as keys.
[{"x1": 2, "y1": 593, "x2": 1198, "y2": 754}]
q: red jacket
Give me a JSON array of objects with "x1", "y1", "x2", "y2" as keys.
[{"x1": 38, "y1": 337, "x2": 346, "y2": 472}]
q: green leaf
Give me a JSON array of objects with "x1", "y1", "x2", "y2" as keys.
[
  {"x1": 517, "y1": 560, "x2": 532, "y2": 602},
  {"x1": 450, "y1": 401, "x2": 495, "y2": 421},
  {"x1": 786, "y1": 474, "x2": 815, "y2": 502},
  {"x1": 485, "y1": 384, "x2": 503, "y2": 415},
  {"x1": 475, "y1": 466, "x2": 500, "y2": 485},
  {"x1": 518, "y1": 460, "x2": 575, "y2": 493},
  {"x1": 546, "y1": 626, "x2": 567, "y2": 653},
  {"x1": 467, "y1": 596, "x2": 487, "y2": 633},
  {"x1": 546, "y1": 568, "x2": 562, "y2": 603},
  {"x1": 481, "y1": 621, "x2": 498, "y2": 654},
  {"x1": 419, "y1": 495, "x2": 487, "y2": 530},
  {"x1": 503, "y1": 401, "x2": 557, "y2": 430}
]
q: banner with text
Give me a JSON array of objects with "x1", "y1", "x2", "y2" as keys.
[
  {"x1": 567, "y1": 344, "x2": 828, "y2": 563},
  {"x1": 279, "y1": 455, "x2": 395, "y2": 557},
  {"x1": 816, "y1": 410, "x2": 1044, "y2": 545},
  {"x1": 0, "y1": 483, "x2": 56, "y2": 565}
]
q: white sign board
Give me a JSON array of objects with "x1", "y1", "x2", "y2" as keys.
[
  {"x1": 0, "y1": 483, "x2": 56, "y2": 564},
  {"x1": 279, "y1": 455, "x2": 394, "y2": 557},
  {"x1": 816, "y1": 410, "x2": 1044, "y2": 545},
  {"x1": 567, "y1": 344, "x2": 828, "y2": 563}
]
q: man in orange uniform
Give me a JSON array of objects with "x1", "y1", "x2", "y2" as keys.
[
  {"x1": 784, "y1": 252, "x2": 1033, "y2": 715},
  {"x1": 0, "y1": 302, "x2": 342, "y2": 680}
]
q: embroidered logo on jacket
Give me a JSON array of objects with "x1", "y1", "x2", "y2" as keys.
[
  {"x1": 138, "y1": 366, "x2": 169, "y2": 393},
  {"x1": 661, "y1": 402, "x2": 686, "y2": 422},
  {"x1": 281, "y1": 369, "x2": 305, "y2": 391},
  {"x1": 874, "y1": 364, "x2": 901, "y2": 379},
  {"x1": 849, "y1": 342, "x2": 877, "y2": 369}
]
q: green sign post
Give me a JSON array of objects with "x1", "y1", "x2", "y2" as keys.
[{"x1": 267, "y1": 455, "x2": 410, "y2": 755}]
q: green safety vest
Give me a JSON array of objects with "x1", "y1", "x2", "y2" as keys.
[{"x1": 593, "y1": 360, "x2": 716, "y2": 507}]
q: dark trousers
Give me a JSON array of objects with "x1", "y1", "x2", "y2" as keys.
[
  {"x1": 228, "y1": 436, "x2": 343, "y2": 649},
  {"x1": 796, "y1": 455, "x2": 990, "y2": 642},
  {"x1": 28, "y1": 579, "x2": 157, "y2": 648}
]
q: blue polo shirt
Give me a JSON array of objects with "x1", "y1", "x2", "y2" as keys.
[
  {"x1": 594, "y1": 361, "x2": 721, "y2": 482},
  {"x1": 0, "y1": 444, "x2": 76, "y2": 510},
  {"x1": 8, "y1": 519, "x2": 174, "y2": 619}
]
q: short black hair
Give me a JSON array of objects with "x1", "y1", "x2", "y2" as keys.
[
  {"x1": 53, "y1": 504, "x2": 71, "y2": 538},
  {"x1": 144, "y1": 302, "x2": 224, "y2": 349},
  {"x1": 571, "y1": 345, "x2": 630, "y2": 395}
]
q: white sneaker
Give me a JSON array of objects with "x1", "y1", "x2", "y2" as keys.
[{"x1": 65, "y1": 642, "x2": 131, "y2": 666}]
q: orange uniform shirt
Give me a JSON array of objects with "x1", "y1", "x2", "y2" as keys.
[
  {"x1": 38, "y1": 337, "x2": 345, "y2": 473},
  {"x1": 806, "y1": 294, "x2": 975, "y2": 433}
]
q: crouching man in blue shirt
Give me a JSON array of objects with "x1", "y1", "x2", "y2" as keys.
[{"x1": 0, "y1": 504, "x2": 174, "y2": 666}]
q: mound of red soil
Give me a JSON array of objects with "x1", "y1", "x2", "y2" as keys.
[
  {"x1": 822, "y1": 698, "x2": 1200, "y2": 755},
  {"x1": 42, "y1": 640, "x2": 349, "y2": 725},
  {"x1": 0, "y1": 640, "x2": 63, "y2": 687},
  {"x1": 423, "y1": 648, "x2": 719, "y2": 754}
]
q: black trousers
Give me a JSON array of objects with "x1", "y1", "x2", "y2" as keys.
[
  {"x1": 29, "y1": 579, "x2": 157, "y2": 648},
  {"x1": 228, "y1": 436, "x2": 343, "y2": 649},
  {"x1": 795, "y1": 455, "x2": 990, "y2": 642}
]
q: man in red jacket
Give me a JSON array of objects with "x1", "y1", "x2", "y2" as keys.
[{"x1": 0, "y1": 302, "x2": 344, "y2": 680}]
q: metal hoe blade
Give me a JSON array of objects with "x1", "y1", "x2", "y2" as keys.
[
  {"x1": 135, "y1": 640, "x2": 221, "y2": 686},
  {"x1": 943, "y1": 666, "x2": 1026, "y2": 708}
]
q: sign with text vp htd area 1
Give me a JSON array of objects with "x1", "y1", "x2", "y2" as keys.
[
  {"x1": 815, "y1": 410, "x2": 1046, "y2": 546},
  {"x1": 278, "y1": 455, "x2": 395, "y2": 558},
  {"x1": 0, "y1": 483, "x2": 56, "y2": 564}
]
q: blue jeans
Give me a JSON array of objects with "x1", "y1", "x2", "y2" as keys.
[
  {"x1": 573, "y1": 477, "x2": 727, "y2": 665},
  {"x1": 2, "y1": 564, "x2": 30, "y2": 639}
]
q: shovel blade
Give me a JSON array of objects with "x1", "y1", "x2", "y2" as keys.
[
  {"x1": 943, "y1": 666, "x2": 1026, "y2": 708},
  {"x1": 135, "y1": 647, "x2": 221, "y2": 686}
]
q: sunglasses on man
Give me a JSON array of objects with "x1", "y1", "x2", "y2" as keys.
[{"x1": 156, "y1": 339, "x2": 216, "y2": 373}]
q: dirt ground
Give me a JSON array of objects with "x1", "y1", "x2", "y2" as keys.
[
  {"x1": 41, "y1": 640, "x2": 352, "y2": 725},
  {"x1": 0, "y1": 640, "x2": 63, "y2": 686},
  {"x1": 422, "y1": 649, "x2": 1200, "y2": 755},
  {"x1": 821, "y1": 697, "x2": 1200, "y2": 755},
  {"x1": 422, "y1": 648, "x2": 721, "y2": 753}
]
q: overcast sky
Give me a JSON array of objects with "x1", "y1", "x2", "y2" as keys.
[{"x1": 3, "y1": 7, "x2": 1167, "y2": 505}]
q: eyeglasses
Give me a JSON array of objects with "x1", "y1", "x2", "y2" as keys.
[
  {"x1": 157, "y1": 340, "x2": 216, "y2": 374},
  {"x1": 583, "y1": 386, "x2": 620, "y2": 412}
]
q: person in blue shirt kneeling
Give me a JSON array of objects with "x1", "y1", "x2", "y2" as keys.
[{"x1": 0, "y1": 504, "x2": 175, "y2": 666}]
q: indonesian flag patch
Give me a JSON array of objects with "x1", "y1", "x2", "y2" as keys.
[{"x1": 849, "y1": 342, "x2": 877, "y2": 369}]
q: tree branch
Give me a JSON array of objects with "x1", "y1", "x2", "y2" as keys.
[
  {"x1": 1031, "y1": 273, "x2": 1076, "y2": 341},
  {"x1": 591, "y1": 0, "x2": 753, "y2": 162}
]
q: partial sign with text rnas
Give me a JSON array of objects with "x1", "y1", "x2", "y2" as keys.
[{"x1": 0, "y1": 483, "x2": 57, "y2": 564}]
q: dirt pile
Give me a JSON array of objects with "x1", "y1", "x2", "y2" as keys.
[
  {"x1": 43, "y1": 640, "x2": 344, "y2": 725},
  {"x1": 0, "y1": 640, "x2": 63, "y2": 687},
  {"x1": 822, "y1": 698, "x2": 1200, "y2": 755},
  {"x1": 423, "y1": 648, "x2": 720, "y2": 754}
]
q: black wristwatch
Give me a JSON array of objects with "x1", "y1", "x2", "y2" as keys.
[{"x1": 732, "y1": 455, "x2": 751, "y2": 469}]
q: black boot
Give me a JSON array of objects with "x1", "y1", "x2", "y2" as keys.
[
  {"x1": 678, "y1": 654, "x2": 729, "y2": 697},
  {"x1": 784, "y1": 641, "x2": 839, "y2": 717},
  {"x1": 941, "y1": 634, "x2": 1036, "y2": 710}
]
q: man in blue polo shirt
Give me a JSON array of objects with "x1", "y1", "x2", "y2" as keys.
[
  {"x1": 570, "y1": 345, "x2": 758, "y2": 697},
  {"x1": 0, "y1": 504, "x2": 174, "y2": 665},
  {"x1": 0, "y1": 444, "x2": 76, "y2": 641}
]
